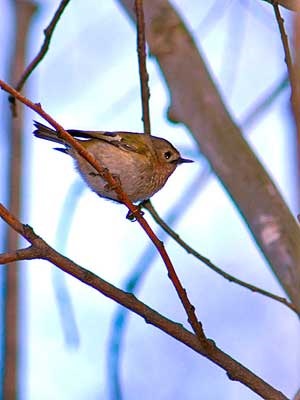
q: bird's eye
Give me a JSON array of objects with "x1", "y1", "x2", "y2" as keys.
[{"x1": 164, "y1": 151, "x2": 172, "y2": 160}]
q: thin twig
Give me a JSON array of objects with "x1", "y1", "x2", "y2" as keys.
[
  {"x1": 0, "y1": 79, "x2": 207, "y2": 345},
  {"x1": 272, "y1": 3, "x2": 300, "y2": 123},
  {"x1": 272, "y1": 2, "x2": 300, "y2": 211},
  {"x1": 143, "y1": 200, "x2": 300, "y2": 316},
  {"x1": 10, "y1": 0, "x2": 70, "y2": 115},
  {"x1": 15, "y1": 0, "x2": 71, "y2": 93},
  {"x1": 135, "y1": 0, "x2": 151, "y2": 134},
  {"x1": 272, "y1": 3, "x2": 294, "y2": 81},
  {"x1": 294, "y1": 3, "x2": 300, "y2": 209},
  {"x1": 0, "y1": 203, "x2": 289, "y2": 400}
]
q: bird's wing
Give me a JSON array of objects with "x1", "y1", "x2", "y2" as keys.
[
  {"x1": 67, "y1": 130, "x2": 140, "y2": 152},
  {"x1": 33, "y1": 121, "x2": 142, "y2": 153}
]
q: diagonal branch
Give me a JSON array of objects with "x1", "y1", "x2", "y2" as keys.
[
  {"x1": 0, "y1": 203, "x2": 289, "y2": 400},
  {"x1": 10, "y1": 0, "x2": 71, "y2": 116},
  {"x1": 14, "y1": 0, "x2": 71, "y2": 93},
  {"x1": 143, "y1": 200, "x2": 300, "y2": 316}
]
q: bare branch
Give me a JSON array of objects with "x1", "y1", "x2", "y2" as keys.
[
  {"x1": 135, "y1": 0, "x2": 151, "y2": 134},
  {"x1": 272, "y1": 3, "x2": 296, "y2": 89},
  {"x1": 0, "y1": 203, "x2": 289, "y2": 400},
  {"x1": 143, "y1": 200, "x2": 300, "y2": 316},
  {"x1": 0, "y1": 246, "x2": 39, "y2": 264},
  {"x1": 14, "y1": 0, "x2": 71, "y2": 93},
  {"x1": 292, "y1": 5, "x2": 300, "y2": 205}
]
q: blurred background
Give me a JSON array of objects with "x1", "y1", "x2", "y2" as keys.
[{"x1": 0, "y1": 0, "x2": 299, "y2": 399}]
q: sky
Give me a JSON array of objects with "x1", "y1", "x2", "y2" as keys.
[{"x1": 1, "y1": 0, "x2": 299, "y2": 399}]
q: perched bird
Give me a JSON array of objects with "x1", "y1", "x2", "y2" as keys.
[{"x1": 33, "y1": 121, "x2": 193, "y2": 203}]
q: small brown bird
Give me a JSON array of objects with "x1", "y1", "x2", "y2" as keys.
[{"x1": 33, "y1": 121, "x2": 193, "y2": 203}]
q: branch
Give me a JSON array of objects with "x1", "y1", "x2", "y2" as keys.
[
  {"x1": 0, "y1": 203, "x2": 289, "y2": 400},
  {"x1": 135, "y1": 0, "x2": 151, "y2": 134},
  {"x1": 14, "y1": 0, "x2": 71, "y2": 93},
  {"x1": 272, "y1": 1, "x2": 300, "y2": 214},
  {"x1": 118, "y1": 0, "x2": 300, "y2": 309},
  {"x1": 294, "y1": 0, "x2": 300, "y2": 207},
  {"x1": 0, "y1": 246, "x2": 39, "y2": 264},
  {"x1": 272, "y1": 3, "x2": 294, "y2": 77},
  {"x1": 143, "y1": 200, "x2": 300, "y2": 316}
]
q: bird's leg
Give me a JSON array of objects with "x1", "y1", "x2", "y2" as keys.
[{"x1": 126, "y1": 202, "x2": 145, "y2": 222}]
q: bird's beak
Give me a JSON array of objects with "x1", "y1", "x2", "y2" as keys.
[{"x1": 177, "y1": 157, "x2": 194, "y2": 164}]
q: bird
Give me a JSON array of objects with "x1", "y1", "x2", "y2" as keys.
[{"x1": 33, "y1": 121, "x2": 193, "y2": 203}]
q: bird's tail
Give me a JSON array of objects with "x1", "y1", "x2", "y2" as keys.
[{"x1": 33, "y1": 121, "x2": 64, "y2": 145}]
